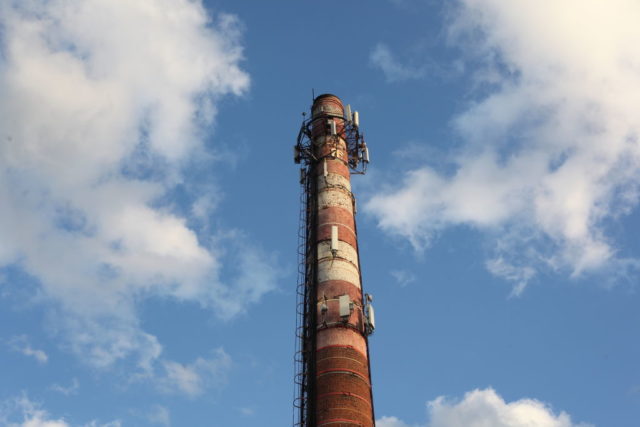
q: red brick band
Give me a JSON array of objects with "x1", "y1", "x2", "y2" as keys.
[
  {"x1": 318, "y1": 419, "x2": 363, "y2": 426},
  {"x1": 316, "y1": 159, "x2": 350, "y2": 179},
  {"x1": 318, "y1": 205, "x2": 356, "y2": 231},
  {"x1": 318, "y1": 392, "x2": 372, "y2": 407},
  {"x1": 317, "y1": 369, "x2": 371, "y2": 386},
  {"x1": 318, "y1": 223, "x2": 358, "y2": 248},
  {"x1": 316, "y1": 344, "x2": 368, "y2": 361},
  {"x1": 316, "y1": 280, "x2": 363, "y2": 302}
]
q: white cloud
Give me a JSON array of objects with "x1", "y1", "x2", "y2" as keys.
[
  {"x1": 370, "y1": 43, "x2": 425, "y2": 82},
  {"x1": 8, "y1": 335, "x2": 48, "y2": 364},
  {"x1": 12, "y1": 411, "x2": 69, "y2": 427},
  {"x1": 157, "y1": 348, "x2": 231, "y2": 397},
  {"x1": 486, "y1": 257, "x2": 535, "y2": 297},
  {"x1": 366, "y1": 0, "x2": 640, "y2": 292},
  {"x1": 0, "y1": 397, "x2": 69, "y2": 426},
  {"x1": 428, "y1": 388, "x2": 592, "y2": 427},
  {"x1": 0, "y1": 0, "x2": 278, "y2": 370},
  {"x1": 377, "y1": 416, "x2": 414, "y2": 427},
  {"x1": 0, "y1": 395, "x2": 120, "y2": 427},
  {"x1": 378, "y1": 388, "x2": 592, "y2": 427}
]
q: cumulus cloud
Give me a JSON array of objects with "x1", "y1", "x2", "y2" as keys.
[
  {"x1": 0, "y1": 0, "x2": 277, "y2": 371},
  {"x1": 378, "y1": 388, "x2": 592, "y2": 427},
  {"x1": 428, "y1": 388, "x2": 591, "y2": 427},
  {"x1": 8, "y1": 335, "x2": 48, "y2": 364},
  {"x1": 366, "y1": 0, "x2": 640, "y2": 292},
  {"x1": 370, "y1": 43, "x2": 425, "y2": 82}
]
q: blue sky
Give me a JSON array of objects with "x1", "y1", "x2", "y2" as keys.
[{"x1": 0, "y1": 0, "x2": 639, "y2": 426}]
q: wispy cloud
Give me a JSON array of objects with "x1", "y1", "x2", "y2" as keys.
[
  {"x1": 0, "y1": 394, "x2": 122, "y2": 427},
  {"x1": 486, "y1": 257, "x2": 535, "y2": 297},
  {"x1": 157, "y1": 348, "x2": 231, "y2": 397},
  {"x1": 370, "y1": 43, "x2": 425, "y2": 82},
  {"x1": 366, "y1": 0, "x2": 640, "y2": 293},
  {"x1": 8, "y1": 335, "x2": 48, "y2": 364},
  {"x1": 146, "y1": 405, "x2": 170, "y2": 426},
  {"x1": 378, "y1": 388, "x2": 592, "y2": 427},
  {"x1": 390, "y1": 270, "x2": 416, "y2": 287},
  {"x1": 0, "y1": 0, "x2": 277, "y2": 371},
  {"x1": 0, "y1": 395, "x2": 69, "y2": 427},
  {"x1": 239, "y1": 407, "x2": 255, "y2": 417},
  {"x1": 49, "y1": 378, "x2": 80, "y2": 396}
]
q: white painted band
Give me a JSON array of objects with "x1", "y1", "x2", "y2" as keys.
[
  {"x1": 318, "y1": 188, "x2": 353, "y2": 212},
  {"x1": 317, "y1": 173, "x2": 351, "y2": 192},
  {"x1": 317, "y1": 240, "x2": 359, "y2": 268},
  {"x1": 317, "y1": 258, "x2": 361, "y2": 288}
]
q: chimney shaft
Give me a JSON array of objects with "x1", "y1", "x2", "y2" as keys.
[{"x1": 295, "y1": 94, "x2": 375, "y2": 426}]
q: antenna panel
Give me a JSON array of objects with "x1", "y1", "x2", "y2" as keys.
[
  {"x1": 331, "y1": 226, "x2": 339, "y2": 252},
  {"x1": 339, "y1": 295, "x2": 351, "y2": 317}
]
